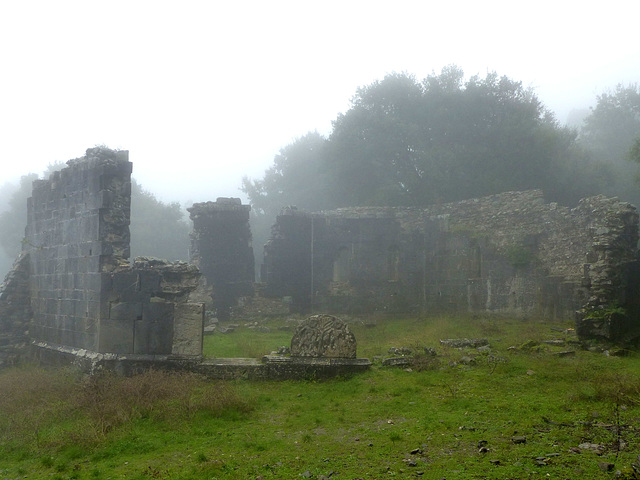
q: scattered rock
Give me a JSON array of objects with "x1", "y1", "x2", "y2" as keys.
[
  {"x1": 512, "y1": 436, "x2": 527, "y2": 444},
  {"x1": 551, "y1": 350, "x2": 575, "y2": 357},
  {"x1": 578, "y1": 443, "x2": 605, "y2": 455},
  {"x1": 382, "y1": 357, "x2": 413, "y2": 367},
  {"x1": 440, "y1": 338, "x2": 489, "y2": 348},
  {"x1": 389, "y1": 346, "x2": 413, "y2": 356},
  {"x1": 459, "y1": 355, "x2": 476, "y2": 366},
  {"x1": 598, "y1": 462, "x2": 615, "y2": 472}
]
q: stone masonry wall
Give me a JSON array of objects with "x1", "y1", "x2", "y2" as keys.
[
  {"x1": 26, "y1": 148, "x2": 133, "y2": 350},
  {"x1": 23, "y1": 147, "x2": 204, "y2": 358},
  {"x1": 261, "y1": 191, "x2": 640, "y2": 341},
  {"x1": 0, "y1": 253, "x2": 32, "y2": 366},
  {"x1": 188, "y1": 198, "x2": 254, "y2": 321}
]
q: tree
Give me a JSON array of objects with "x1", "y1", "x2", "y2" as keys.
[
  {"x1": 579, "y1": 83, "x2": 640, "y2": 205},
  {"x1": 0, "y1": 174, "x2": 38, "y2": 276},
  {"x1": 580, "y1": 84, "x2": 640, "y2": 164},
  {"x1": 242, "y1": 131, "x2": 329, "y2": 217},
  {"x1": 242, "y1": 131, "x2": 329, "y2": 272},
  {"x1": 129, "y1": 180, "x2": 190, "y2": 261},
  {"x1": 251, "y1": 66, "x2": 601, "y2": 210}
]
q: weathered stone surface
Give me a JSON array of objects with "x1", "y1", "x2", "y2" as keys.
[
  {"x1": 171, "y1": 302, "x2": 204, "y2": 356},
  {"x1": 440, "y1": 338, "x2": 489, "y2": 348},
  {"x1": 188, "y1": 198, "x2": 254, "y2": 322},
  {"x1": 261, "y1": 190, "x2": 640, "y2": 343},
  {"x1": 5, "y1": 148, "x2": 206, "y2": 361},
  {"x1": 290, "y1": 314, "x2": 357, "y2": 358},
  {"x1": 0, "y1": 253, "x2": 32, "y2": 366}
]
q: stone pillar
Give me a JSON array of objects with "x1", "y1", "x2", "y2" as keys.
[{"x1": 188, "y1": 198, "x2": 254, "y2": 321}]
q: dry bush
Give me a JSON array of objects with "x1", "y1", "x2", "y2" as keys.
[
  {"x1": 410, "y1": 353, "x2": 441, "y2": 372},
  {"x1": 0, "y1": 366, "x2": 78, "y2": 443},
  {"x1": 593, "y1": 373, "x2": 640, "y2": 407},
  {"x1": 78, "y1": 369, "x2": 252, "y2": 436}
]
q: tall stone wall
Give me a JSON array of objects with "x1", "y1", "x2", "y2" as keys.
[
  {"x1": 23, "y1": 147, "x2": 204, "y2": 358},
  {"x1": 188, "y1": 198, "x2": 254, "y2": 321},
  {"x1": 26, "y1": 148, "x2": 133, "y2": 350},
  {"x1": 261, "y1": 191, "x2": 640, "y2": 341}
]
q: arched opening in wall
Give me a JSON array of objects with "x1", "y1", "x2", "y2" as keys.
[
  {"x1": 333, "y1": 246, "x2": 351, "y2": 282},
  {"x1": 388, "y1": 245, "x2": 400, "y2": 282}
]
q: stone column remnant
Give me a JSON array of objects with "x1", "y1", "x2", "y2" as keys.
[{"x1": 188, "y1": 198, "x2": 254, "y2": 321}]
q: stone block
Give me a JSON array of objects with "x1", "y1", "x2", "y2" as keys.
[
  {"x1": 135, "y1": 299, "x2": 174, "y2": 354},
  {"x1": 109, "y1": 301, "x2": 142, "y2": 321},
  {"x1": 138, "y1": 271, "x2": 161, "y2": 293},
  {"x1": 172, "y1": 303, "x2": 204, "y2": 356},
  {"x1": 98, "y1": 318, "x2": 134, "y2": 354}
]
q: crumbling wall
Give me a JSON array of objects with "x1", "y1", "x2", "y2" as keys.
[
  {"x1": 261, "y1": 190, "x2": 640, "y2": 342},
  {"x1": 25, "y1": 148, "x2": 133, "y2": 350},
  {"x1": 23, "y1": 147, "x2": 203, "y2": 359},
  {"x1": 188, "y1": 198, "x2": 254, "y2": 321},
  {"x1": 0, "y1": 253, "x2": 32, "y2": 366}
]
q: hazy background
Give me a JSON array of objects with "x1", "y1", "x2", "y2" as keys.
[{"x1": 1, "y1": 0, "x2": 638, "y2": 204}]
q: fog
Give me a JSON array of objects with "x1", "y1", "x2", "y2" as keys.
[{"x1": 0, "y1": 1, "x2": 638, "y2": 205}]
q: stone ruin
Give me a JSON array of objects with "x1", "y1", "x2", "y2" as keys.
[
  {"x1": 188, "y1": 199, "x2": 254, "y2": 322},
  {"x1": 1, "y1": 147, "x2": 640, "y2": 374},
  {"x1": 260, "y1": 191, "x2": 640, "y2": 344},
  {"x1": 1, "y1": 148, "x2": 205, "y2": 369},
  {"x1": 0, "y1": 147, "x2": 369, "y2": 377}
]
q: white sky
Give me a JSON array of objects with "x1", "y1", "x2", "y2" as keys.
[{"x1": 1, "y1": 0, "x2": 639, "y2": 204}]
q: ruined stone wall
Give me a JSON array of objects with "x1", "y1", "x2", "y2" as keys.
[
  {"x1": 188, "y1": 198, "x2": 254, "y2": 321},
  {"x1": 0, "y1": 253, "x2": 32, "y2": 366},
  {"x1": 261, "y1": 191, "x2": 640, "y2": 339},
  {"x1": 23, "y1": 148, "x2": 204, "y2": 358},
  {"x1": 26, "y1": 149, "x2": 133, "y2": 350}
]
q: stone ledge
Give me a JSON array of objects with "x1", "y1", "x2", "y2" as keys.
[{"x1": 30, "y1": 342, "x2": 371, "y2": 380}]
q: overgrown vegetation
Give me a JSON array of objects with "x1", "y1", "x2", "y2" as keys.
[{"x1": 2, "y1": 315, "x2": 640, "y2": 479}]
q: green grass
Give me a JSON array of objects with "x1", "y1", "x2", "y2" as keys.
[{"x1": 2, "y1": 314, "x2": 640, "y2": 479}]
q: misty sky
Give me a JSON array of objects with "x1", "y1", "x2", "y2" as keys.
[{"x1": 1, "y1": 0, "x2": 638, "y2": 204}]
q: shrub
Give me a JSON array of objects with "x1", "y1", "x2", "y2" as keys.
[{"x1": 78, "y1": 369, "x2": 253, "y2": 436}]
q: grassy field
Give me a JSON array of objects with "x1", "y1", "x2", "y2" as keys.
[{"x1": 1, "y1": 314, "x2": 640, "y2": 479}]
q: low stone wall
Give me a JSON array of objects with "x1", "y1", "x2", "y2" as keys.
[{"x1": 30, "y1": 342, "x2": 371, "y2": 380}]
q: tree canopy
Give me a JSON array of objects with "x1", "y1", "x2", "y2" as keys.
[
  {"x1": 243, "y1": 66, "x2": 604, "y2": 218},
  {"x1": 580, "y1": 83, "x2": 640, "y2": 165},
  {"x1": 578, "y1": 83, "x2": 640, "y2": 205}
]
